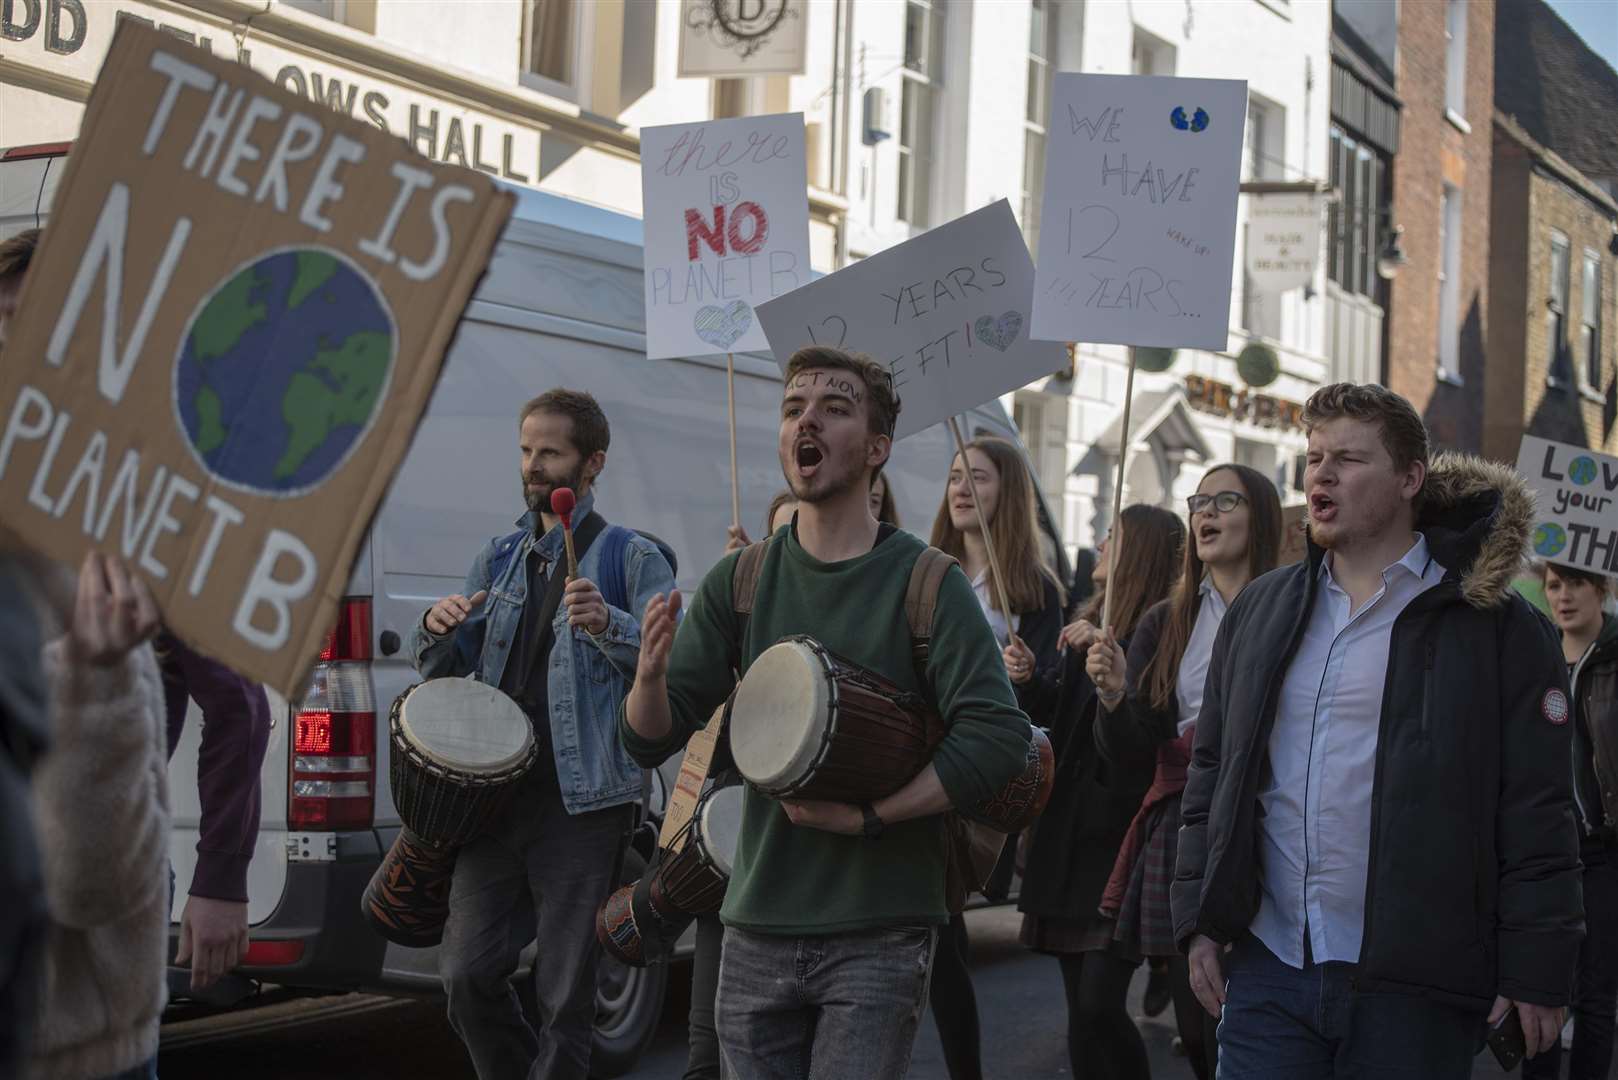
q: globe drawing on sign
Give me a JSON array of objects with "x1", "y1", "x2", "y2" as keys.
[
  {"x1": 1533, "y1": 522, "x2": 1568, "y2": 558},
  {"x1": 174, "y1": 248, "x2": 395, "y2": 497},
  {"x1": 1569, "y1": 456, "x2": 1598, "y2": 486}
]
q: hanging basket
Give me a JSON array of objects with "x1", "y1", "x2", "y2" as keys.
[
  {"x1": 1132, "y1": 346, "x2": 1177, "y2": 373},
  {"x1": 1236, "y1": 342, "x2": 1280, "y2": 388}
]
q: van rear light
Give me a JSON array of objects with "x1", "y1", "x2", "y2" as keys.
[
  {"x1": 242, "y1": 940, "x2": 305, "y2": 966},
  {"x1": 290, "y1": 598, "x2": 376, "y2": 830}
]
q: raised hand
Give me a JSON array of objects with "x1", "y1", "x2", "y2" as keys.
[
  {"x1": 67, "y1": 552, "x2": 160, "y2": 666},
  {"x1": 1003, "y1": 635, "x2": 1036, "y2": 685},
  {"x1": 1085, "y1": 627, "x2": 1127, "y2": 699},
  {"x1": 1060, "y1": 618, "x2": 1100, "y2": 654},
  {"x1": 425, "y1": 590, "x2": 488, "y2": 635},
  {"x1": 724, "y1": 524, "x2": 753, "y2": 555},
  {"x1": 563, "y1": 576, "x2": 609, "y2": 635},
  {"x1": 637, "y1": 590, "x2": 683, "y2": 682}
]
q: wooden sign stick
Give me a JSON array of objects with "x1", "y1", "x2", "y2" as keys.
[
  {"x1": 727, "y1": 352, "x2": 741, "y2": 530},
  {"x1": 1101, "y1": 352, "x2": 1140, "y2": 633},
  {"x1": 948, "y1": 416, "x2": 1022, "y2": 649}
]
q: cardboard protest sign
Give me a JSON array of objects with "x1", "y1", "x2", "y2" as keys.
[
  {"x1": 0, "y1": 22, "x2": 513, "y2": 698},
  {"x1": 1278, "y1": 503, "x2": 1310, "y2": 566},
  {"x1": 641, "y1": 113, "x2": 811, "y2": 360},
  {"x1": 1031, "y1": 73, "x2": 1247, "y2": 350},
  {"x1": 1518, "y1": 436, "x2": 1618, "y2": 580},
  {"x1": 756, "y1": 200, "x2": 1064, "y2": 440}
]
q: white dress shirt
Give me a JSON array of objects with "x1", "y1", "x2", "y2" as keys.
[
  {"x1": 1250, "y1": 535, "x2": 1446, "y2": 969},
  {"x1": 1176, "y1": 579, "x2": 1229, "y2": 737},
  {"x1": 971, "y1": 568, "x2": 1020, "y2": 647}
]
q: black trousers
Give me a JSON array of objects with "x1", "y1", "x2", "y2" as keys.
[
  {"x1": 929, "y1": 913, "x2": 983, "y2": 1080},
  {"x1": 1524, "y1": 843, "x2": 1618, "y2": 1080},
  {"x1": 685, "y1": 914, "x2": 725, "y2": 1080}
]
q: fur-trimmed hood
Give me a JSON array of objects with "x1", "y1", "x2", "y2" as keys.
[{"x1": 1414, "y1": 452, "x2": 1535, "y2": 610}]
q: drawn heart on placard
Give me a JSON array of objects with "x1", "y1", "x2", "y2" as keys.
[
  {"x1": 693, "y1": 300, "x2": 753, "y2": 350},
  {"x1": 1170, "y1": 106, "x2": 1211, "y2": 133},
  {"x1": 974, "y1": 311, "x2": 1024, "y2": 352}
]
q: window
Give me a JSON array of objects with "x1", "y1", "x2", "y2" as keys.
[
  {"x1": 1022, "y1": 0, "x2": 1057, "y2": 252},
  {"x1": 1548, "y1": 232, "x2": 1571, "y2": 386},
  {"x1": 898, "y1": 0, "x2": 946, "y2": 226},
  {"x1": 1445, "y1": 0, "x2": 1468, "y2": 122},
  {"x1": 1327, "y1": 126, "x2": 1385, "y2": 298},
  {"x1": 1436, "y1": 184, "x2": 1463, "y2": 379},
  {"x1": 1131, "y1": 29, "x2": 1175, "y2": 76},
  {"x1": 1014, "y1": 396, "x2": 1047, "y2": 481},
  {"x1": 1245, "y1": 97, "x2": 1285, "y2": 182},
  {"x1": 1581, "y1": 249, "x2": 1603, "y2": 392},
  {"x1": 524, "y1": 0, "x2": 577, "y2": 93},
  {"x1": 281, "y1": 0, "x2": 342, "y2": 18}
]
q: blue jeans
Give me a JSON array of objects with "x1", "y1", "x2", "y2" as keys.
[
  {"x1": 716, "y1": 924, "x2": 938, "y2": 1080},
  {"x1": 1216, "y1": 934, "x2": 1486, "y2": 1080}
]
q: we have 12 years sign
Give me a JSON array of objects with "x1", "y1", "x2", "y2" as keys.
[
  {"x1": 1032, "y1": 73, "x2": 1247, "y2": 350},
  {"x1": 0, "y1": 22, "x2": 511, "y2": 698}
]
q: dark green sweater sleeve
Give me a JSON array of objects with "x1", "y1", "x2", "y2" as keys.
[
  {"x1": 926, "y1": 565, "x2": 1034, "y2": 808},
  {"x1": 617, "y1": 552, "x2": 742, "y2": 768}
]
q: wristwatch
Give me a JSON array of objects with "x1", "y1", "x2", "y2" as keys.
[{"x1": 859, "y1": 802, "x2": 885, "y2": 840}]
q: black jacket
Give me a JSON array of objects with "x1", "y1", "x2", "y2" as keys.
[
  {"x1": 1570, "y1": 615, "x2": 1618, "y2": 841},
  {"x1": 1172, "y1": 454, "x2": 1583, "y2": 1009},
  {"x1": 1011, "y1": 579, "x2": 1066, "y2": 728},
  {"x1": 1018, "y1": 621, "x2": 1154, "y2": 923}
]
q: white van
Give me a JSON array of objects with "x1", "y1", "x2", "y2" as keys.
[{"x1": 3, "y1": 146, "x2": 1070, "y2": 1077}]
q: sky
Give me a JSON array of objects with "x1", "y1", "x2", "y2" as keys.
[{"x1": 1545, "y1": 0, "x2": 1618, "y2": 73}]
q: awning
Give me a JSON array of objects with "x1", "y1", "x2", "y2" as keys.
[{"x1": 1092, "y1": 388, "x2": 1213, "y2": 463}]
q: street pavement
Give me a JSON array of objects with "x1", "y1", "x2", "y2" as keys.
[{"x1": 156, "y1": 906, "x2": 1562, "y2": 1078}]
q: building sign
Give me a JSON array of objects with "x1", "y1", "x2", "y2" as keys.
[
  {"x1": 678, "y1": 0, "x2": 809, "y2": 78},
  {"x1": 0, "y1": 22, "x2": 512, "y2": 697},
  {"x1": 1518, "y1": 436, "x2": 1618, "y2": 580},
  {"x1": 1185, "y1": 375, "x2": 1305, "y2": 433},
  {"x1": 1246, "y1": 192, "x2": 1321, "y2": 294},
  {"x1": 1031, "y1": 73, "x2": 1248, "y2": 350},
  {"x1": 1, "y1": 0, "x2": 545, "y2": 186}
]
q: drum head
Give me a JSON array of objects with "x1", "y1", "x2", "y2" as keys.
[
  {"x1": 695, "y1": 785, "x2": 745, "y2": 877},
  {"x1": 399, "y1": 678, "x2": 533, "y2": 775},
  {"x1": 730, "y1": 639, "x2": 830, "y2": 793}
]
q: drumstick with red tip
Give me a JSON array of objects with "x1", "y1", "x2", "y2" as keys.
[{"x1": 551, "y1": 487, "x2": 579, "y2": 580}]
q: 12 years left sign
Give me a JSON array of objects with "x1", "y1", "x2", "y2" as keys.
[{"x1": 0, "y1": 22, "x2": 512, "y2": 697}]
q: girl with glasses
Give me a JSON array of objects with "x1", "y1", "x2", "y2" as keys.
[
  {"x1": 1017, "y1": 504, "x2": 1186, "y2": 1080},
  {"x1": 1085, "y1": 464, "x2": 1283, "y2": 1079}
]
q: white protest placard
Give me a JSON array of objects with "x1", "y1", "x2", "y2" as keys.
[
  {"x1": 756, "y1": 200, "x2": 1066, "y2": 441},
  {"x1": 1247, "y1": 192, "x2": 1322, "y2": 294},
  {"x1": 1518, "y1": 436, "x2": 1618, "y2": 579},
  {"x1": 1031, "y1": 73, "x2": 1248, "y2": 350},
  {"x1": 641, "y1": 113, "x2": 811, "y2": 360}
]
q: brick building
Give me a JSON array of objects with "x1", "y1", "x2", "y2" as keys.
[
  {"x1": 1485, "y1": 0, "x2": 1618, "y2": 460},
  {"x1": 1383, "y1": 0, "x2": 1495, "y2": 453}
]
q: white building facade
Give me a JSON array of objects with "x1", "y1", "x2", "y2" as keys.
[{"x1": 4, "y1": 0, "x2": 1331, "y2": 558}]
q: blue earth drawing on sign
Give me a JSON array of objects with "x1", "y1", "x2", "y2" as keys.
[
  {"x1": 1569, "y1": 456, "x2": 1598, "y2": 486},
  {"x1": 174, "y1": 249, "x2": 395, "y2": 496},
  {"x1": 1534, "y1": 522, "x2": 1569, "y2": 557}
]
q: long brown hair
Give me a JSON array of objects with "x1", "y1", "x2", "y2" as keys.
[
  {"x1": 929, "y1": 437, "x2": 1065, "y2": 615},
  {"x1": 1079, "y1": 504, "x2": 1186, "y2": 640},
  {"x1": 872, "y1": 469, "x2": 901, "y2": 527},
  {"x1": 763, "y1": 489, "x2": 796, "y2": 536},
  {"x1": 1141, "y1": 463, "x2": 1283, "y2": 711}
]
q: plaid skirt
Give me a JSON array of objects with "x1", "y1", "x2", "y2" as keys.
[
  {"x1": 1105, "y1": 794, "x2": 1181, "y2": 958},
  {"x1": 1019, "y1": 910, "x2": 1143, "y2": 964}
]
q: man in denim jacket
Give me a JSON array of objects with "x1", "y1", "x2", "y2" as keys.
[{"x1": 410, "y1": 388, "x2": 675, "y2": 1080}]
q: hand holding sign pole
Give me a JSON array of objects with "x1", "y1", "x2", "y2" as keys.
[{"x1": 1030, "y1": 73, "x2": 1248, "y2": 627}]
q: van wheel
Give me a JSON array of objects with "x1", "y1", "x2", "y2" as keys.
[{"x1": 590, "y1": 849, "x2": 667, "y2": 1078}]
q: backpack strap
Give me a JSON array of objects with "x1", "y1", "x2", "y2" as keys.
[
  {"x1": 732, "y1": 538, "x2": 772, "y2": 617},
  {"x1": 596, "y1": 525, "x2": 631, "y2": 613},
  {"x1": 904, "y1": 547, "x2": 959, "y2": 670}
]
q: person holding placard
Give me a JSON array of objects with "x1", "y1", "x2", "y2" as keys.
[
  {"x1": 623, "y1": 346, "x2": 1031, "y2": 1080},
  {"x1": 1018, "y1": 505, "x2": 1184, "y2": 1080},
  {"x1": 1084, "y1": 466, "x2": 1280, "y2": 1080},
  {"x1": 1530, "y1": 562, "x2": 1618, "y2": 1080},
  {"x1": 1170, "y1": 385, "x2": 1581, "y2": 1076},
  {"x1": 923, "y1": 436, "x2": 1065, "y2": 1080}
]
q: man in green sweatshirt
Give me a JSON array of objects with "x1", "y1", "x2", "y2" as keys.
[{"x1": 621, "y1": 346, "x2": 1032, "y2": 1079}]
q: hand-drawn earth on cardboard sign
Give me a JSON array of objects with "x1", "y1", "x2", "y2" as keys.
[{"x1": 173, "y1": 248, "x2": 396, "y2": 496}]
